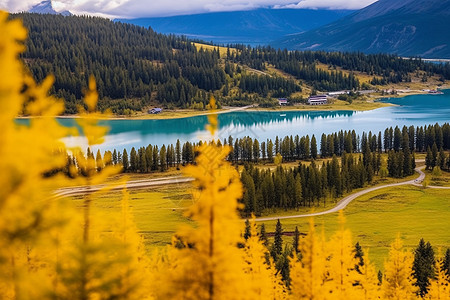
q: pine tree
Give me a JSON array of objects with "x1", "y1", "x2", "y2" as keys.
[
  {"x1": 260, "y1": 224, "x2": 268, "y2": 247},
  {"x1": 426, "y1": 146, "x2": 433, "y2": 170},
  {"x1": 311, "y1": 135, "x2": 318, "y2": 160},
  {"x1": 139, "y1": 148, "x2": 147, "y2": 172},
  {"x1": 176, "y1": 139, "x2": 181, "y2": 167},
  {"x1": 244, "y1": 219, "x2": 251, "y2": 240},
  {"x1": 413, "y1": 239, "x2": 436, "y2": 297},
  {"x1": 122, "y1": 149, "x2": 129, "y2": 172},
  {"x1": 271, "y1": 219, "x2": 283, "y2": 260},
  {"x1": 130, "y1": 147, "x2": 137, "y2": 172},
  {"x1": 444, "y1": 249, "x2": 450, "y2": 277},
  {"x1": 159, "y1": 145, "x2": 167, "y2": 171},
  {"x1": 96, "y1": 149, "x2": 103, "y2": 172},
  {"x1": 293, "y1": 226, "x2": 300, "y2": 254},
  {"x1": 241, "y1": 170, "x2": 256, "y2": 215},
  {"x1": 354, "y1": 242, "x2": 365, "y2": 274}
]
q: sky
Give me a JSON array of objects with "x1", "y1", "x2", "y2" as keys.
[{"x1": 1, "y1": 0, "x2": 378, "y2": 18}]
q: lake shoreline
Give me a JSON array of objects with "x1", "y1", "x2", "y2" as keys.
[{"x1": 16, "y1": 87, "x2": 449, "y2": 121}]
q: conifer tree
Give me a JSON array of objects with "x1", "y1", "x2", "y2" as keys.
[
  {"x1": 413, "y1": 239, "x2": 436, "y2": 297},
  {"x1": 130, "y1": 147, "x2": 137, "y2": 172},
  {"x1": 293, "y1": 226, "x2": 300, "y2": 254},
  {"x1": 311, "y1": 135, "x2": 318, "y2": 160},
  {"x1": 122, "y1": 149, "x2": 129, "y2": 172},
  {"x1": 96, "y1": 149, "x2": 104, "y2": 172},
  {"x1": 444, "y1": 249, "x2": 450, "y2": 277},
  {"x1": 271, "y1": 219, "x2": 283, "y2": 260},
  {"x1": 354, "y1": 242, "x2": 365, "y2": 274},
  {"x1": 382, "y1": 236, "x2": 417, "y2": 299},
  {"x1": 244, "y1": 219, "x2": 251, "y2": 240},
  {"x1": 260, "y1": 223, "x2": 268, "y2": 247}
]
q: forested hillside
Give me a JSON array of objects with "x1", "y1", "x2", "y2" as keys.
[{"x1": 14, "y1": 13, "x2": 450, "y2": 114}]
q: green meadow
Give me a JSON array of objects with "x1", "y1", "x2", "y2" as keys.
[
  {"x1": 72, "y1": 182, "x2": 450, "y2": 271},
  {"x1": 260, "y1": 186, "x2": 450, "y2": 270}
]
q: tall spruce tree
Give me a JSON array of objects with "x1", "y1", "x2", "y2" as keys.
[
  {"x1": 354, "y1": 242, "x2": 365, "y2": 274},
  {"x1": 293, "y1": 226, "x2": 300, "y2": 254},
  {"x1": 412, "y1": 239, "x2": 435, "y2": 297},
  {"x1": 271, "y1": 219, "x2": 283, "y2": 260}
]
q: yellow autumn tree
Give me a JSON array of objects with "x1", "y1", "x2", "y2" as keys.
[
  {"x1": 357, "y1": 249, "x2": 383, "y2": 300},
  {"x1": 0, "y1": 11, "x2": 72, "y2": 299},
  {"x1": 50, "y1": 76, "x2": 151, "y2": 300},
  {"x1": 382, "y1": 235, "x2": 417, "y2": 300},
  {"x1": 325, "y1": 212, "x2": 361, "y2": 299},
  {"x1": 155, "y1": 96, "x2": 250, "y2": 300},
  {"x1": 290, "y1": 220, "x2": 328, "y2": 300},
  {"x1": 115, "y1": 187, "x2": 153, "y2": 299},
  {"x1": 243, "y1": 217, "x2": 287, "y2": 299},
  {"x1": 426, "y1": 251, "x2": 450, "y2": 300}
]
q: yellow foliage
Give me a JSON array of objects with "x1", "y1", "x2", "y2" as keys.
[
  {"x1": 382, "y1": 235, "x2": 417, "y2": 300},
  {"x1": 325, "y1": 212, "x2": 361, "y2": 299},
  {"x1": 1, "y1": 11, "x2": 446, "y2": 300},
  {"x1": 426, "y1": 252, "x2": 450, "y2": 300},
  {"x1": 0, "y1": 13, "x2": 143, "y2": 299},
  {"x1": 243, "y1": 217, "x2": 287, "y2": 299},
  {"x1": 0, "y1": 12, "x2": 71, "y2": 298},
  {"x1": 290, "y1": 220, "x2": 328, "y2": 300},
  {"x1": 155, "y1": 98, "x2": 250, "y2": 300},
  {"x1": 357, "y1": 249, "x2": 383, "y2": 300}
]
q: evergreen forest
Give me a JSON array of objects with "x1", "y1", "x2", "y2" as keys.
[{"x1": 13, "y1": 13, "x2": 450, "y2": 114}]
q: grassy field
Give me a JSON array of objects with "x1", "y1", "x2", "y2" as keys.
[
  {"x1": 426, "y1": 169, "x2": 450, "y2": 187},
  {"x1": 70, "y1": 181, "x2": 450, "y2": 271},
  {"x1": 248, "y1": 99, "x2": 392, "y2": 112},
  {"x1": 70, "y1": 183, "x2": 194, "y2": 247},
  {"x1": 66, "y1": 155, "x2": 448, "y2": 272},
  {"x1": 258, "y1": 186, "x2": 450, "y2": 271},
  {"x1": 193, "y1": 42, "x2": 237, "y2": 57}
]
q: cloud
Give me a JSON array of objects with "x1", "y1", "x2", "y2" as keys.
[
  {"x1": 1, "y1": 0, "x2": 378, "y2": 18},
  {"x1": 0, "y1": 0, "x2": 38, "y2": 12},
  {"x1": 274, "y1": 0, "x2": 377, "y2": 10}
]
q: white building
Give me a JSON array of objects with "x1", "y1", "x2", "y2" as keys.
[
  {"x1": 308, "y1": 95, "x2": 328, "y2": 105},
  {"x1": 278, "y1": 98, "x2": 288, "y2": 106}
]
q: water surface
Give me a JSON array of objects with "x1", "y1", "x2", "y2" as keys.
[{"x1": 23, "y1": 91, "x2": 450, "y2": 152}]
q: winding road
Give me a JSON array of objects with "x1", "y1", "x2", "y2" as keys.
[
  {"x1": 55, "y1": 161, "x2": 450, "y2": 220},
  {"x1": 255, "y1": 165, "x2": 450, "y2": 222},
  {"x1": 54, "y1": 175, "x2": 194, "y2": 198}
]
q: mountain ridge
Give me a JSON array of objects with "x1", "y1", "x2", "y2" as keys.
[
  {"x1": 28, "y1": 0, "x2": 72, "y2": 16},
  {"x1": 116, "y1": 8, "x2": 354, "y2": 46},
  {"x1": 275, "y1": 0, "x2": 450, "y2": 58}
]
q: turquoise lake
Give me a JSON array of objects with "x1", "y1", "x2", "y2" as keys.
[{"x1": 31, "y1": 90, "x2": 450, "y2": 152}]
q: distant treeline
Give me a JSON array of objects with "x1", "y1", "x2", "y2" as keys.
[
  {"x1": 13, "y1": 13, "x2": 450, "y2": 114},
  {"x1": 229, "y1": 45, "x2": 450, "y2": 89},
  {"x1": 62, "y1": 121, "x2": 449, "y2": 175},
  {"x1": 56, "y1": 122, "x2": 450, "y2": 215}
]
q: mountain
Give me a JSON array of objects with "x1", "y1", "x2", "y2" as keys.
[
  {"x1": 116, "y1": 9, "x2": 354, "y2": 46},
  {"x1": 28, "y1": 0, "x2": 72, "y2": 16},
  {"x1": 275, "y1": 0, "x2": 450, "y2": 58}
]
